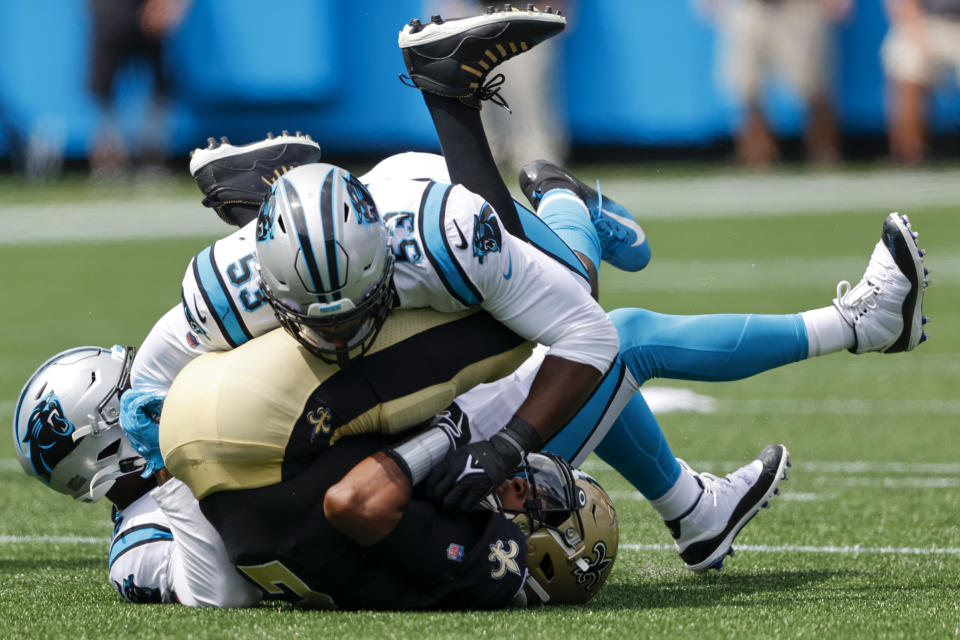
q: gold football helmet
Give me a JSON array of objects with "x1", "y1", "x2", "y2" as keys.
[{"x1": 500, "y1": 453, "x2": 619, "y2": 605}]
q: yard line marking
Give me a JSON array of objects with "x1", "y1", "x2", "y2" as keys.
[
  {"x1": 802, "y1": 461, "x2": 960, "y2": 474},
  {"x1": 721, "y1": 397, "x2": 960, "y2": 416},
  {"x1": 600, "y1": 168, "x2": 960, "y2": 219},
  {"x1": 3, "y1": 168, "x2": 958, "y2": 244},
  {"x1": 608, "y1": 490, "x2": 826, "y2": 502},
  {"x1": 622, "y1": 543, "x2": 960, "y2": 556},
  {"x1": 582, "y1": 459, "x2": 960, "y2": 475},
  {"x1": 825, "y1": 477, "x2": 960, "y2": 489},
  {"x1": 8, "y1": 457, "x2": 955, "y2": 476},
  {"x1": 603, "y1": 255, "x2": 960, "y2": 292},
  {"x1": 0, "y1": 535, "x2": 109, "y2": 544},
  {"x1": 0, "y1": 198, "x2": 224, "y2": 244},
  {"x1": 780, "y1": 492, "x2": 824, "y2": 502}
]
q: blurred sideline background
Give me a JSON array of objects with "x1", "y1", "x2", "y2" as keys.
[{"x1": 1, "y1": 0, "x2": 959, "y2": 177}]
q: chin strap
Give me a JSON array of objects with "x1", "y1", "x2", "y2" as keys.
[
  {"x1": 524, "y1": 574, "x2": 551, "y2": 604},
  {"x1": 87, "y1": 467, "x2": 124, "y2": 502}
]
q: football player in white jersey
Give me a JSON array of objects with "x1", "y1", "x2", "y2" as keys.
[
  {"x1": 134, "y1": 7, "x2": 928, "y2": 573},
  {"x1": 13, "y1": 339, "x2": 620, "y2": 608},
  {"x1": 10, "y1": 346, "x2": 261, "y2": 607},
  {"x1": 13, "y1": 9, "x2": 930, "y2": 607}
]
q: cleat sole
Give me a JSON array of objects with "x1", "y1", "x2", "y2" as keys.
[
  {"x1": 686, "y1": 445, "x2": 790, "y2": 573},
  {"x1": 881, "y1": 212, "x2": 926, "y2": 353}
]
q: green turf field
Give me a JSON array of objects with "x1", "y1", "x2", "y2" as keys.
[{"x1": 1, "y1": 171, "x2": 957, "y2": 639}]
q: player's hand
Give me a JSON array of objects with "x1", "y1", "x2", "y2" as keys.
[
  {"x1": 119, "y1": 390, "x2": 166, "y2": 477},
  {"x1": 423, "y1": 438, "x2": 520, "y2": 514}
]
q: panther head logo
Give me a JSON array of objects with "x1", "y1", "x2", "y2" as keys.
[
  {"x1": 120, "y1": 574, "x2": 161, "y2": 604},
  {"x1": 472, "y1": 204, "x2": 502, "y2": 265},
  {"x1": 256, "y1": 196, "x2": 277, "y2": 242},
  {"x1": 344, "y1": 174, "x2": 380, "y2": 224},
  {"x1": 23, "y1": 392, "x2": 77, "y2": 482}
]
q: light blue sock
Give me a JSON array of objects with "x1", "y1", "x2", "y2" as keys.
[{"x1": 537, "y1": 188, "x2": 602, "y2": 271}]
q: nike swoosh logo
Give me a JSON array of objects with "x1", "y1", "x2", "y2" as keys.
[
  {"x1": 193, "y1": 294, "x2": 208, "y2": 322},
  {"x1": 452, "y1": 220, "x2": 468, "y2": 250},
  {"x1": 503, "y1": 250, "x2": 513, "y2": 280},
  {"x1": 601, "y1": 208, "x2": 646, "y2": 247}
]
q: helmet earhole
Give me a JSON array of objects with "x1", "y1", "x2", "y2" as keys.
[
  {"x1": 96, "y1": 439, "x2": 121, "y2": 461},
  {"x1": 538, "y1": 555, "x2": 554, "y2": 580}
]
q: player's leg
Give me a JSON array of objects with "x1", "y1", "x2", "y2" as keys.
[
  {"x1": 549, "y1": 212, "x2": 928, "y2": 571},
  {"x1": 519, "y1": 160, "x2": 651, "y2": 273},
  {"x1": 592, "y1": 394, "x2": 788, "y2": 573},
  {"x1": 398, "y1": 7, "x2": 566, "y2": 238}
]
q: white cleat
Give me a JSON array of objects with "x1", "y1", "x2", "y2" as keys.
[
  {"x1": 833, "y1": 213, "x2": 928, "y2": 353},
  {"x1": 667, "y1": 444, "x2": 790, "y2": 572}
]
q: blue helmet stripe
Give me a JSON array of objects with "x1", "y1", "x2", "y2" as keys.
[
  {"x1": 193, "y1": 246, "x2": 252, "y2": 348},
  {"x1": 419, "y1": 183, "x2": 482, "y2": 306},
  {"x1": 320, "y1": 170, "x2": 342, "y2": 301},
  {"x1": 109, "y1": 524, "x2": 174, "y2": 567},
  {"x1": 280, "y1": 175, "x2": 329, "y2": 304}
]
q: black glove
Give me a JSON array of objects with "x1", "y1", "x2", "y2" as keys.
[{"x1": 423, "y1": 416, "x2": 541, "y2": 514}]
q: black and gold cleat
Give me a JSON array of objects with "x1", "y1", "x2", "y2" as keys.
[
  {"x1": 398, "y1": 6, "x2": 566, "y2": 110},
  {"x1": 189, "y1": 132, "x2": 321, "y2": 227}
]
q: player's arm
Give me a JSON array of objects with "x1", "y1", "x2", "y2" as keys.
[
  {"x1": 131, "y1": 305, "x2": 215, "y2": 395},
  {"x1": 424, "y1": 189, "x2": 619, "y2": 511},
  {"x1": 151, "y1": 471, "x2": 261, "y2": 608},
  {"x1": 323, "y1": 452, "x2": 412, "y2": 546},
  {"x1": 325, "y1": 422, "x2": 457, "y2": 546},
  {"x1": 448, "y1": 187, "x2": 619, "y2": 435}
]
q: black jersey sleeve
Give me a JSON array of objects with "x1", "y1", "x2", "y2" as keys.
[{"x1": 199, "y1": 434, "x2": 524, "y2": 610}]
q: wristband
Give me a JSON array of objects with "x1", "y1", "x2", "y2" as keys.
[
  {"x1": 498, "y1": 415, "x2": 542, "y2": 456},
  {"x1": 383, "y1": 427, "x2": 454, "y2": 485}
]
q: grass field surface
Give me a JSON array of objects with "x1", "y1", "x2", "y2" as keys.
[{"x1": 0, "y1": 168, "x2": 957, "y2": 638}]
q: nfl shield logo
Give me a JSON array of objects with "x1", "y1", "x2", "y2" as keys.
[{"x1": 446, "y1": 543, "x2": 465, "y2": 562}]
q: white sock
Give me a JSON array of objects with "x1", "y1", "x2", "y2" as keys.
[
  {"x1": 801, "y1": 306, "x2": 855, "y2": 356},
  {"x1": 649, "y1": 466, "x2": 702, "y2": 521}
]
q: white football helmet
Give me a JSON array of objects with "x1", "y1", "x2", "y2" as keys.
[
  {"x1": 498, "y1": 453, "x2": 619, "y2": 605},
  {"x1": 255, "y1": 163, "x2": 394, "y2": 366},
  {"x1": 13, "y1": 346, "x2": 144, "y2": 502}
]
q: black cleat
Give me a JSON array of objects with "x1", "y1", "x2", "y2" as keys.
[
  {"x1": 667, "y1": 444, "x2": 790, "y2": 573},
  {"x1": 398, "y1": 7, "x2": 565, "y2": 109},
  {"x1": 520, "y1": 160, "x2": 650, "y2": 271},
  {"x1": 189, "y1": 132, "x2": 321, "y2": 227}
]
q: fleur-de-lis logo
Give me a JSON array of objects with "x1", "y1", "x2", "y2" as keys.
[
  {"x1": 571, "y1": 541, "x2": 613, "y2": 590},
  {"x1": 307, "y1": 407, "x2": 333, "y2": 440},
  {"x1": 488, "y1": 539, "x2": 521, "y2": 580}
]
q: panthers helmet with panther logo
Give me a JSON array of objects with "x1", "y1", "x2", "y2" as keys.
[
  {"x1": 13, "y1": 346, "x2": 144, "y2": 502},
  {"x1": 255, "y1": 163, "x2": 394, "y2": 367},
  {"x1": 499, "y1": 452, "x2": 619, "y2": 605}
]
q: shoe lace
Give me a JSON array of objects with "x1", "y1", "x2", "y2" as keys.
[
  {"x1": 477, "y1": 73, "x2": 511, "y2": 112},
  {"x1": 836, "y1": 279, "x2": 880, "y2": 321},
  {"x1": 592, "y1": 180, "x2": 629, "y2": 243},
  {"x1": 398, "y1": 72, "x2": 512, "y2": 112},
  {"x1": 696, "y1": 466, "x2": 755, "y2": 508}
]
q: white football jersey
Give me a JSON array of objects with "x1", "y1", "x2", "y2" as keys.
[
  {"x1": 107, "y1": 479, "x2": 261, "y2": 607},
  {"x1": 132, "y1": 153, "x2": 616, "y2": 395},
  {"x1": 108, "y1": 492, "x2": 175, "y2": 604}
]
